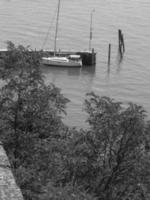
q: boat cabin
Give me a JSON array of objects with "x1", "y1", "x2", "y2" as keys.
[{"x1": 68, "y1": 54, "x2": 81, "y2": 61}]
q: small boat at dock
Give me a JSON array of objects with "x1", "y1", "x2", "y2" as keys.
[{"x1": 42, "y1": 54, "x2": 82, "y2": 67}]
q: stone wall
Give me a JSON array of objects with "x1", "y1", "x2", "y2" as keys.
[{"x1": 0, "y1": 142, "x2": 24, "y2": 200}]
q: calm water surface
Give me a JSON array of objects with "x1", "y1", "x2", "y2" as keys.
[{"x1": 0, "y1": 0, "x2": 150, "y2": 127}]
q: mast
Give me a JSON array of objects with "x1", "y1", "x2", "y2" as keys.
[
  {"x1": 54, "y1": 0, "x2": 61, "y2": 56},
  {"x1": 89, "y1": 9, "x2": 95, "y2": 52}
]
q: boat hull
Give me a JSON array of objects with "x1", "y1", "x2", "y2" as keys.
[{"x1": 42, "y1": 57, "x2": 82, "y2": 68}]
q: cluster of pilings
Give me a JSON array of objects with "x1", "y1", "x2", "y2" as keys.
[
  {"x1": 108, "y1": 29, "x2": 125, "y2": 66},
  {"x1": 118, "y1": 29, "x2": 125, "y2": 57}
]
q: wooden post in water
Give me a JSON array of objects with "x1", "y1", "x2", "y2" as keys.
[
  {"x1": 108, "y1": 44, "x2": 111, "y2": 65},
  {"x1": 118, "y1": 29, "x2": 122, "y2": 56},
  {"x1": 118, "y1": 29, "x2": 125, "y2": 57}
]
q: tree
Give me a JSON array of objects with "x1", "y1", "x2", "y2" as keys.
[
  {"x1": 39, "y1": 183, "x2": 97, "y2": 200},
  {"x1": 53, "y1": 92, "x2": 150, "y2": 200},
  {"x1": 79, "y1": 92, "x2": 150, "y2": 200},
  {"x1": 0, "y1": 43, "x2": 70, "y2": 199},
  {"x1": 0, "y1": 41, "x2": 42, "y2": 80}
]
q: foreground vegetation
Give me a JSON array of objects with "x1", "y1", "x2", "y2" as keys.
[{"x1": 0, "y1": 42, "x2": 150, "y2": 200}]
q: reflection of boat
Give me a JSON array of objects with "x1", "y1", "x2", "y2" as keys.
[{"x1": 42, "y1": 0, "x2": 82, "y2": 68}]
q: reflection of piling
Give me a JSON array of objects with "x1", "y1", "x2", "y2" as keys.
[
  {"x1": 118, "y1": 29, "x2": 125, "y2": 57},
  {"x1": 121, "y1": 33, "x2": 125, "y2": 52},
  {"x1": 108, "y1": 44, "x2": 111, "y2": 65}
]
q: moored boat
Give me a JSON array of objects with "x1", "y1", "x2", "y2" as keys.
[
  {"x1": 42, "y1": 55, "x2": 82, "y2": 67},
  {"x1": 42, "y1": 0, "x2": 82, "y2": 68}
]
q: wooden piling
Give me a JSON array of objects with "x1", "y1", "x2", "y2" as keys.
[
  {"x1": 108, "y1": 44, "x2": 111, "y2": 65},
  {"x1": 118, "y1": 29, "x2": 125, "y2": 57},
  {"x1": 118, "y1": 29, "x2": 122, "y2": 55},
  {"x1": 118, "y1": 29, "x2": 121, "y2": 47}
]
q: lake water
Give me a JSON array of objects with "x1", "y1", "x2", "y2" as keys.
[{"x1": 0, "y1": 0, "x2": 150, "y2": 128}]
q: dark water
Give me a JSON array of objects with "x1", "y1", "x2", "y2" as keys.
[{"x1": 0, "y1": 0, "x2": 150, "y2": 127}]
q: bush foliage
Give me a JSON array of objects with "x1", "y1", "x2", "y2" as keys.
[{"x1": 0, "y1": 43, "x2": 150, "y2": 200}]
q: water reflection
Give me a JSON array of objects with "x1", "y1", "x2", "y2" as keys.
[
  {"x1": 116, "y1": 51, "x2": 125, "y2": 73},
  {"x1": 41, "y1": 64, "x2": 95, "y2": 77},
  {"x1": 81, "y1": 65, "x2": 96, "y2": 75}
]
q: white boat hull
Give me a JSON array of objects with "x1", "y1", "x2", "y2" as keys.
[{"x1": 42, "y1": 56, "x2": 82, "y2": 68}]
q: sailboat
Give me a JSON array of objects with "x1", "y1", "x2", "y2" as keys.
[{"x1": 42, "y1": 0, "x2": 82, "y2": 68}]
